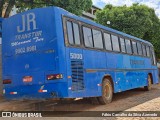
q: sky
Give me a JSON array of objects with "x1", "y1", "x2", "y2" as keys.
[{"x1": 92, "y1": 0, "x2": 160, "y2": 17}]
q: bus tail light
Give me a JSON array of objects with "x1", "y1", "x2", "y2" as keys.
[
  {"x1": 10, "y1": 92, "x2": 17, "y2": 95},
  {"x1": 23, "y1": 76, "x2": 32, "y2": 82},
  {"x1": 38, "y1": 90, "x2": 48, "y2": 93},
  {"x1": 47, "y1": 74, "x2": 63, "y2": 80},
  {"x1": 3, "y1": 79, "x2": 12, "y2": 84}
]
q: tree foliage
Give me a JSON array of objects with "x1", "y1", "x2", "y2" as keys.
[
  {"x1": 0, "y1": 0, "x2": 16, "y2": 18},
  {"x1": 0, "y1": 0, "x2": 92, "y2": 18},
  {"x1": 96, "y1": 3, "x2": 160, "y2": 58}
]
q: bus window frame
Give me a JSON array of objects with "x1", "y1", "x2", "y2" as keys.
[
  {"x1": 142, "y1": 43, "x2": 147, "y2": 57},
  {"x1": 111, "y1": 34, "x2": 121, "y2": 52},
  {"x1": 119, "y1": 37, "x2": 127, "y2": 53},
  {"x1": 131, "y1": 40, "x2": 138, "y2": 55},
  {"x1": 103, "y1": 31, "x2": 113, "y2": 51},
  {"x1": 63, "y1": 16, "x2": 154, "y2": 59},
  {"x1": 124, "y1": 38, "x2": 133, "y2": 55},
  {"x1": 137, "y1": 42, "x2": 143, "y2": 56},
  {"x1": 82, "y1": 25, "x2": 94, "y2": 48},
  {"x1": 146, "y1": 45, "x2": 150, "y2": 57},
  {"x1": 64, "y1": 18, "x2": 82, "y2": 47},
  {"x1": 92, "y1": 28, "x2": 104, "y2": 49},
  {"x1": 81, "y1": 22, "x2": 106, "y2": 51}
]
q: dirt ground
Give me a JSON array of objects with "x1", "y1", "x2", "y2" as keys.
[{"x1": 0, "y1": 84, "x2": 160, "y2": 120}]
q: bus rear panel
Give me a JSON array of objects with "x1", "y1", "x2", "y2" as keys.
[{"x1": 2, "y1": 7, "x2": 69, "y2": 100}]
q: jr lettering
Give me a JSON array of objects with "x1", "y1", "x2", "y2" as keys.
[{"x1": 17, "y1": 13, "x2": 37, "y2": 33}]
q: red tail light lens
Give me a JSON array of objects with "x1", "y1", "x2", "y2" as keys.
[
  {"x1": 23, "y1": 76, "x2": 32, "y2": 82},
  {"x1": 3, "y1": 79, "x2": 12, "y2": 84},
  {"x1": 47, "y1": 74, "x2": 63, "y2": 80}
]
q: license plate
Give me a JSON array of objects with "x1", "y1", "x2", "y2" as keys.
[{"x1": 23, "y1": 76, "x2": 32, "y2": 82}]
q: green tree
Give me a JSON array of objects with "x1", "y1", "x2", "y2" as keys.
[
  {"x1": 0, "y1": 0, "x2": 16, "y2": 18},
  {"x1": 96, "y1": 3, "x2": 160, "y2": 58},
  {"x1": 0, "y1": 0, "x2": 92, "y2": 18}
]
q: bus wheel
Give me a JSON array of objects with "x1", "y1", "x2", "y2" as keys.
[
  {"x1": 144, "y1": 75, "x2": 152, "y2": 91},
  {"x1": 98, "y1": 78, "x2": 113, "y2": 105}
]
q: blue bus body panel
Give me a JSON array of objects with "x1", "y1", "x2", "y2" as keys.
[
  {"x1": 0, "y1": 18, "x2": 3, "y2": 37},
  {"x1": 0, "y1": 18, "x2": 2, "y2": 33},
  {"x1": 2, "y1": 7, "x2": 159, "y2": 100},
  {"x1": 2, "y1": 7, "x2": 69, "y2": 99}
]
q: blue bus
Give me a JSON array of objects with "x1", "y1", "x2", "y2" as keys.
[{"x1": 2, "y1": 7, "x2": 159, "y2": 104}]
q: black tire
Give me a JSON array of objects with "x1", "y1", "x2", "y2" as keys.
[
  {"x1": 98, "y1": 78, "x2": 113, "y2": 105},
  {"x1": 144, "y1": 75, "x2": 152, "y2": 91}
]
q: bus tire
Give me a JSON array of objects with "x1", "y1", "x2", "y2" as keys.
[
  {"x1": 144, "y1": 75, "x2": 152, "y2": 91},
  {"x1": 98, "y1": 78, "x2": 113, "y2": 105}
]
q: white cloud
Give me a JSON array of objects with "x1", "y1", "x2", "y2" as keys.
[
  {"x1": 92, "y1": 0, "x2": 160, "y2": 17},
  {"x1": 92, "y1": 0, "x2": 134, "y2": 7}
]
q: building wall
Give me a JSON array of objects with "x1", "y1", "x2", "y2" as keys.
[{"x1": 82, "y1": 5, "x2": 101, "y2": 20}]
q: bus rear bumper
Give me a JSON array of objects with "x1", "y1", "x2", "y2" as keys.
[{"x1": 3, "y1": 83, "x2": 68, "y2": 100}]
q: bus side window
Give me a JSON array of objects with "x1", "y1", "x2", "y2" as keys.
[
  {"x1": 111, "y1": 35, "x2": 120, "y2": 52},
  {"x1": 146, "y1": 46, "x2": 150, "y2": 57},
  {"x1": 150, "y1": 48, "x2": 156, "y2": 65},
  {"x1": 137, "y1": 42, "x2": 143, "y2": 56},
  {"x1": 104, "y1": 33, "x2": 112, "y2": 51},
  {"x1": 73, "y1": 23, "x2": 81, "y2": 45},
  {"x1": 120, "y1": 38, "x2": 126, "y2": 53},
  {"x1": 66, "y1": 21, "x2": 74, "y2": 44},
  {"x1": 92, "y1": 29, "x2": 103, "y2": 49},
  {"x1": 142, "y1": 44, "x2": 147, "y2": 56},
  {"x1": 83, "y1": 26, "x2": 93, "y2": 48},
  {"x1": 125, "y1": 39, "x2": 132, "y2": 54},
  {"x1": 132, "y1": 41, "x2": 138, "y2": 55}
]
